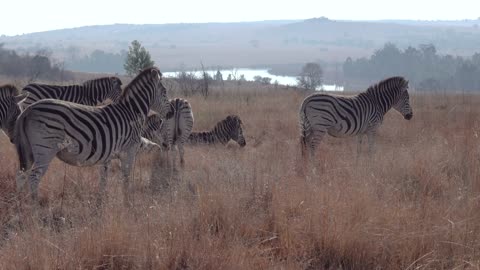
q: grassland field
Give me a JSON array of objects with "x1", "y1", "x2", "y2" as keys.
[{"x1": 0, "y1": 81, "x2": 479, "y2": 269}]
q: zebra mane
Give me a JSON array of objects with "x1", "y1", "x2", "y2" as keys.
[
  {"x1": 121, "y1": 67, "x2": 161, "y2": 99},
  {"x1": 365, "y1": 76, "x2": 408, "y2": 95},
  {"x1": 0, "y1": 84, "x2": 19, "y2": 99}
]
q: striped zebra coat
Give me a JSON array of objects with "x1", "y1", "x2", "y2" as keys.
[
  {"x1": 142, "y1": 98, "x2": 194, "y2": 168},
  {"x1": 20, "y1": 76, "x2": 122, "y2": 110},
  {"x1": 0, "y1": 85, "x2": 28, "y2": 142},
  {"x1": 14, "y1": 67, "x2": 171, "y2": 204},
  {"x1": 299, "y1": 76, "x2": 412, "y2": 158},
  {"x1": 188, "y1": 115, "x2": 246, "y2": 147}
]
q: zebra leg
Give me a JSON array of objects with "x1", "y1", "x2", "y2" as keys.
[
  {"x1": 96, "y1": 163, "x2": 109, "y2": 206},
  {"x1": 367, "y1": 131, "x2": 376, "y2": 157},
  {"x1": 170, "y1": 144, "x2": 177, "y2": 172},
  {"x1": 309, "y1": 129, "x2": 327, "y2": 158},
  {"x1": 26, "y1": 147, "x2": 58, "y2": 202},
  {"x1": 27, "y1": 163, "x2": 52, "y2": 202},
  {"x1": 178, "y1": 143, "x2": 185, "y2": 168},
  {"x1": 356, "y1": 135, "x2": 364, "y2": 162},
  {"x1": 120, "y1": 152, "x2": 136, "y2": 207}
]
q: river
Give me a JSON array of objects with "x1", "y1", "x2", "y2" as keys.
[{"x1": 163, "y1": 68, "x2": 344, "y2": 91}]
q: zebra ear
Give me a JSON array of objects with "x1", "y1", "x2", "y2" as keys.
[
  {"x1": 14, "y1": 93, "x2": 29, "y2": 103},
  {"x1": 150, "y1": 68, "x2": 161, "y2": 78}
]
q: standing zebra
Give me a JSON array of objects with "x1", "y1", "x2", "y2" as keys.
[
  {"x1": 188, "y1": 115, "x2": 246, "y2": 147},
  {"x1": 14, "y1": 67, "x2": 171, "y2": 204},
  {"x1": 20, "y1": 76, "x2": 122, "y2": 110},
  {"x1": 299, "y1": 76, "x2": 412, "y2": 158},
  {"x1": 0, "y1": 85, "x2": 28, "y2": 142},
  {"x1": 142, "y1": 98, "x2": 194, "y2": 168}
]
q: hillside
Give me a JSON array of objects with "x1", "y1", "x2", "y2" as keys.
[{"x1": 1, "y1": 18, "x2": 479, "y2": 75}]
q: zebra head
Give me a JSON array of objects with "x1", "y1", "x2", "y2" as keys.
[
  {"x1": 83, "y1": 76, "x2": 123, "y2": 105},
  {"x1": 0, "y1": 85, "x2": 28, "y2": 142},
  {"x1": 148, "y1": 68, "x2": 172, "y2": 118},
  {"x1": 392, "y1": 80, "x2": 413, "y2": 120},
  {"x1": 145, "y1": 114, "x2": 165, "y2": 146},
  {"x1": 227, "y1": 115, "x2": 246, "y2": 147},
  {"x1": 106, "y1": 77, "x2": 123, "y2": 103}
]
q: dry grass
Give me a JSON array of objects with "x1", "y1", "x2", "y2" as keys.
[{"x1": 0, "y1": 86, "x2": 480, "y2": 269}]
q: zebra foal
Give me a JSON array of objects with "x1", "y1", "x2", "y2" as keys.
[
  {"x1": 14, "y1": 67, "x2": 171, "y2": 204},
  {"x1": 0, "y1": 85, "x2": 28, "y2": 142},
  {"x1": 299, "y1": 76, "x2": 412, "y2": 159},
  {"x1": 142, "y1": 98, "x2": 193, "y2": 168},
  {"x1": 188, "y1": 115, "x2": 246, "y2": 147},
  {"x1": 20, "y1": 76, "x2": 122, "y2": 110}
]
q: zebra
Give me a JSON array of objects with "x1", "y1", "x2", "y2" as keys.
[
  {"x1": 142, "y1": 98, "x2": 194, "y2": 168},
  {"x1": 142, "y1": 114, "x2": 165, "y2": 146},
  {"x1": 188, "y1": 115, "x2": 246, "y2": 147},
  {"x1": 14, "y1": 67, "x2": 171, "y2": 205},
  {"x1": 0, "y1": 85, "x2": 28, "y2": 142},
  {"x1": 20, "y1": 76, "x2": 123, "y2": 110},
  {"x1": 299, "y1": 76, "x2": 412, "y2": 159}
]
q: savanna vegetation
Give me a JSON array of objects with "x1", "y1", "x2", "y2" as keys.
[{"x1": 0, "y1": 80, "x2": 479, "y2": 269}]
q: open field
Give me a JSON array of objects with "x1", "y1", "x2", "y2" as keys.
[{"x1": 0, "y1": 85, "x2": 480, "y2": 269}]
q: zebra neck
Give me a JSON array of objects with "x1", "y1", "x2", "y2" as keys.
[
  {"x1": 368, "y1": 88, "x2": 398, "y2": 115},
  {"x1": 119, "y1": 92, "x2": 152, "y2": 116}
]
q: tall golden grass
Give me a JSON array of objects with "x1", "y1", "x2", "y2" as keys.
[{"x1": 0, "y1": 85, "x2": 479, "y2": 269}]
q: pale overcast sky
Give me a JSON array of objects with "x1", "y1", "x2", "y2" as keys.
[{"x1": 1, "y1": 0, "x2": 479, "y2": 36}]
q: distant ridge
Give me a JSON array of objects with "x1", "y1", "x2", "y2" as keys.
[{"x1": 1, "y1": 18, "x2": 479, "y2": 72}]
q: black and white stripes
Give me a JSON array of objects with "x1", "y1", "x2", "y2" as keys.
[
  {"x1": 14, "y1": 67, "x2": 170, "y2": 203},
  {"x1": 20, "y1": 76, "x2": 122, "y2": 109},
  {"x1": 188, "y1": 115, "x2": 246, "y2": 147},
  {"x1": 0, "y1": 85, "x2": 27, "y2": 142},
  {"x1": 299, "y1": 76, "x2": 412, "y2": 157},
  {"x1": 142, "y1": 98, "x2": 194, "y2": 168}
]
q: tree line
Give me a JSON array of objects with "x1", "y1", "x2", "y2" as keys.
[
  {"x1": 0, "y1": 44, "x2": 72, "y2": 82},
  {"x1": 343, "y1": 43, "x2": 480, "y2": 91}
]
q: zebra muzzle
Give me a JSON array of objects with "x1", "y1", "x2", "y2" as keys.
[{"x1": 404, "y1": 113, "x2": 413, "y2": 120}]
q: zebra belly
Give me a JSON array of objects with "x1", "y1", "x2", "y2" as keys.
[
  {"x1": 56, "y1": 139, "x2": 113, "y2": 167},
  {"x1": 327, "y1": 122, "x2": 358, "y2": 137}
]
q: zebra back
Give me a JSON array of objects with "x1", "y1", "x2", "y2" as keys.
[{"x1": 21, "y1": 76, "x2": 122, "y2": 109}]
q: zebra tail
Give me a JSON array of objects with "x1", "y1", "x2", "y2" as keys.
[{"x1": 14, "y1": 113, "x2": 33, "y2": 171}]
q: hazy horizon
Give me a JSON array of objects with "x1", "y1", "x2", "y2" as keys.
[{"x1": 1, "y1": 0, "x2": 479, "y2": 36}]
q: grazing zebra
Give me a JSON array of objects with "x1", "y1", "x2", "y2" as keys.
[
  {"x1": 142, "y1": 98, "x2": 194, "y2": 168},
  {"x1": 20, "y1": 76, "x2": 123, "y2": 110},
  {"x1": 188, "y1": 115, "x2": 246, "y2": 147},
  {"x1": 299, "y1": 76, "x2": 412, "y2": 158},
  {"x1": 0, "y1": 85, "x2": 28, "y2": 142},
  {"x1": 14, "y1": 67, "x2": 171, "y2": 204}
]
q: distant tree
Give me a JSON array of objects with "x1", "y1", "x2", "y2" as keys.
[
  {"x1": 200, "y1": 62, "x2": 209, "y2": 98},
  {"x1": 261, "y1": 77, "x2": 272, "y2": 85},
  {"x1": 124, "y1": 40, "x2": 154, "y2": 76},
  {"x1": 214, "y1": 69, "x2": 223, "y2": 82},
  {"x1": 253, "y1": 75, "x2": 262, "y2": 82},
  {"x1": 227, "y1": 74, "x2": 232, "y2": 81},
  {"x1": 297, "y1": 62, "x2": 323, "y2": 90},
  {"x1": 273, "y1": 80, "x2": 279, "y2": 88}
]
